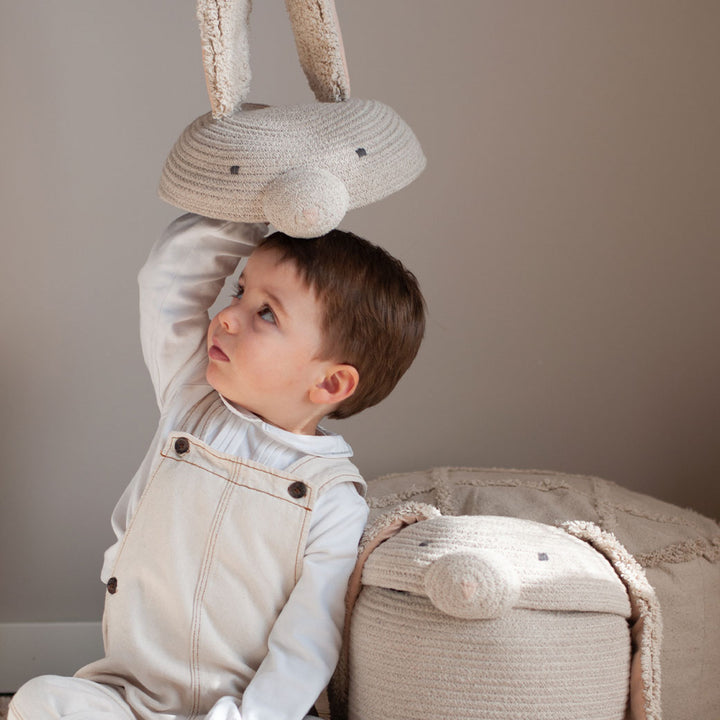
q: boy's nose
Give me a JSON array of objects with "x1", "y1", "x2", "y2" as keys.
[{"x1": 217, "y1": 305, "x2": 242, "y2": 333}]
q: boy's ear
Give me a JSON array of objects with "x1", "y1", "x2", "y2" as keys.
[{"x1": 310, "y1": 364, "x2": 359, "y2": 407}]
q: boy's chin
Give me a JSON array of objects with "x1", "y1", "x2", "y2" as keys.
[
  {"x1": 205, "y1": 373, "x2": 240, "y2": 408},
  {"x1": 205, "y1": 371, "x2": 218, "y2": 393},
  {"x1": 205, "y1": 365, "x2": 227, "y2": 394},
  {"x1": 206, "y1": 376, "x2": 262, "y2": 419}
]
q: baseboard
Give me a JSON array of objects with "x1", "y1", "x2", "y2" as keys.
[{"x1": 0, "y1": 622, "x2": 103, "y2": 693}]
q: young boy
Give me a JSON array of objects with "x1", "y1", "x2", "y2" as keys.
[{"x1": 9, "y1": 213, "x2": 425, "y2": 720}]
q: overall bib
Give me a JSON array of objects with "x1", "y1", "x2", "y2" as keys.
[{"x1": 10, "y1": 432, "x2": 360, "y2": 720}]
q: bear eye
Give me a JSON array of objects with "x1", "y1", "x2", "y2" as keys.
[
  {"x1": 230, "y1": 166, "x2": 240, "y2": 174},
  {"x1": 355, "y1": 147, "x2": 367, "y2": 158},
  {"x1": 419, "y1": 540, "x2": 432, "y2": 547}
]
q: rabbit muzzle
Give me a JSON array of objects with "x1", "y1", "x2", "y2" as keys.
[
  {"x1": 262, "y1": 168, "x2": 349, "y2": 238},
  {"x1": 423, "y1": 550, "x2": 521, "y2": 619}
]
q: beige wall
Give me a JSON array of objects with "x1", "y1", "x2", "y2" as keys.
[{"x1": 1, "y1": 1, "x2": 718, "y2": 623}]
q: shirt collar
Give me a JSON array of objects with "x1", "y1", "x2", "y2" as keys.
[{"x1": 219, "y1": 395, "x2": 354, "y2": 458}]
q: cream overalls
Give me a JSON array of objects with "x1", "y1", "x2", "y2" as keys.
[
  {"x1": 9, "y1": 432, "x2": 364, "y2": 720},
  {"x1": 10, "y1": 214, "x2": 367, "y2": 720}
]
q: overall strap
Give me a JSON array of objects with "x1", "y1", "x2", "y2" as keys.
[{"x1": 285, "y1": 455, "x2": 366, "y2": 498}]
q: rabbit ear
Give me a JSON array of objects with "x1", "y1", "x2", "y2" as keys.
[
  {"x1": 562, "y1": 521, "x2": 662, "y2": 720},
  {"x1": 285, "y1": 0, "x2": 351, "y2": 102},
  {"x1": 197, "y1": 0, "x2": 253, "y2": 118}
]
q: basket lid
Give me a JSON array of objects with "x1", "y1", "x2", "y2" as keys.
[{"x1": 362, "y1": 515, "x2": 632, "y2": 618}]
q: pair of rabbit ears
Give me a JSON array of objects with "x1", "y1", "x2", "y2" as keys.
[{"x1": 198, "y1": 0, "x2": 350, "y2": 118}]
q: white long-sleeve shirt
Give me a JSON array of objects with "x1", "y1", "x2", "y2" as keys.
[{"x1": 101, "y1": 214, "x2": 368, "y2": 720}]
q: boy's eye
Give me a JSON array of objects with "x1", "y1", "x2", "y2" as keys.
[
  {"x1": 233, "y1": 285, "x2": 244, "y2": 299},
  {"x1": 258, "y1": 306, "x2": 276, "y2": 324}
]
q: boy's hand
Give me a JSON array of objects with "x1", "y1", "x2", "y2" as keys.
[
  {"x1": 232, "y1": 221, "x2": 270, "y2": 246},
  {"x1": 206, "y1": 695, "x2": 242, "y2": 720},
  {"x1": 213, "y1": 217, "x2": 269, "y2": 248},
  {"x1": 180, "y1": 213, "x2": 269, "y2": 249}
]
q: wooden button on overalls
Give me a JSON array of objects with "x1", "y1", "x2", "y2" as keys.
[{"x1": 288, "y1": 481, "x2": 307, "y2": 499}]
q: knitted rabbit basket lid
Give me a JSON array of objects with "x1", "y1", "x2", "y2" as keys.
[
  {"x1": 159, "y1": 0, "x2": 426, "y2": 237},
  {"x1": 331, "y1": 505, "x2": 662, "y2": 720}
]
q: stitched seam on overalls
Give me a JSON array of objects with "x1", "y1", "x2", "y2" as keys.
[
  {"x1": 161, "y1": 452, "x2": 312, "y2": 510},
  {"x1": 188, "y1": 466, "x2": 236, "y2": 719},
  {"x1": 7, "y1": 699, "x2": 24, "y2": 720},
  {"x1": 164, "y1": 435, "x2": 318, "y2": 589},
  {"x1": 286, "y1": 454, "x2": 337, "y2": 479},
  {"x1": 163, "y1": 436, "x2": 320, "y2": 484},
  {"x1": 293, "y1": 486, "x2": 313, "y2": 583},
  {"x1": 109, "y1": 453, "x2": 170, "y2": 579},
  {"x1": 288, "y1": 457, "x2": 363, "y2": 581},
  {"x1": 289, "y1": 456, "x2": 363, "y2": 493},
  {"x1": 286, "y1": 455, "x2": 316, "y2": 474},
  {"x1": 317, "y1": 472, "x2": 364, "y2": 492},
  {"x1": 282, "y1": 456, "x2": 319, "y2": 581}
]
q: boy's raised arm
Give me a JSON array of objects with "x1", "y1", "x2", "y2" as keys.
[{"x1": 138, "y1": 213, "x2": 266, "y2": 412}]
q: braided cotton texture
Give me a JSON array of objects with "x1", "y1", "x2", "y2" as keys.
[
  {"x1": 331, "y1": 515, "x2": 638, "y2": 720},
  {"x1": 262, "y1": 167, "x2": 349, "y2": 237},
  {"x1": 362, "y1": 516, "x2": 632, "y2": 617},
  {"x1": 158, "y1": 98, "x2": 426, "y2": 229},
  {"x1": 357, "y1": 467, "x2": 720, "y2": 720},
  {"x1": 349, "y1": 592, "x2": 631, "y2": 720},
  {"x1": 341, "y1": 516, "x2": 633, "y2": 720},
  {"x1": 423, "y1": 548, "x2": 521, "y2": 619}
]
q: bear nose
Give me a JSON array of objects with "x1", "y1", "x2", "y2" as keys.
[
  {"x1": 262, "y1": 167, "x2": 349, "y2": 238},
  {"x1": 423, "y1": 550, "x2": 520, "y2": 619}
]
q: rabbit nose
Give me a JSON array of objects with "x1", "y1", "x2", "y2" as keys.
[
  {"x1": 423, "y1": 550, "x2": 520, "y2": 619},
  {"x1": 262, "y1": 167, "x2": 349, "y2": 238}
]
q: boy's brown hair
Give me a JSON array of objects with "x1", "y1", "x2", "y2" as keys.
[{"x1": 258, "y1": 229, "x2": 426, "y2": 419}]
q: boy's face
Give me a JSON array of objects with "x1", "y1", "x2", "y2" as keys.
[{"x1": 206, "y1": 247, "x2": 333, "y2": 435}]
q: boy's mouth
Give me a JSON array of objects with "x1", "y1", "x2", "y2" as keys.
[{"x1": 208, "y1": 342, "x2": 230, "y2": 362}]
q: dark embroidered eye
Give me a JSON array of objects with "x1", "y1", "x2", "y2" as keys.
[
  {"x1": 355, "y1": 148, "x2": 367, "y2": 158},
  {"x1": 419, "y1": 540, "x2": 432, "y2": 547},
  {"x1": 230, "y1": 166, "x2": 240, "y2": 175},
  {"x1": 538, "y1": 552, "x2": 549, "y2": 561}
]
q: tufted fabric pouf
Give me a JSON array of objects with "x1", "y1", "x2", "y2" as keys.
[{"x1": 338, "y1": 468, "x2": 720, "y2": 720}]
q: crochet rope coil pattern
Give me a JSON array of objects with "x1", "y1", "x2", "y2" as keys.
[{"x1": 159, "y1": 0, "x2": 425, "y2": 237}]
